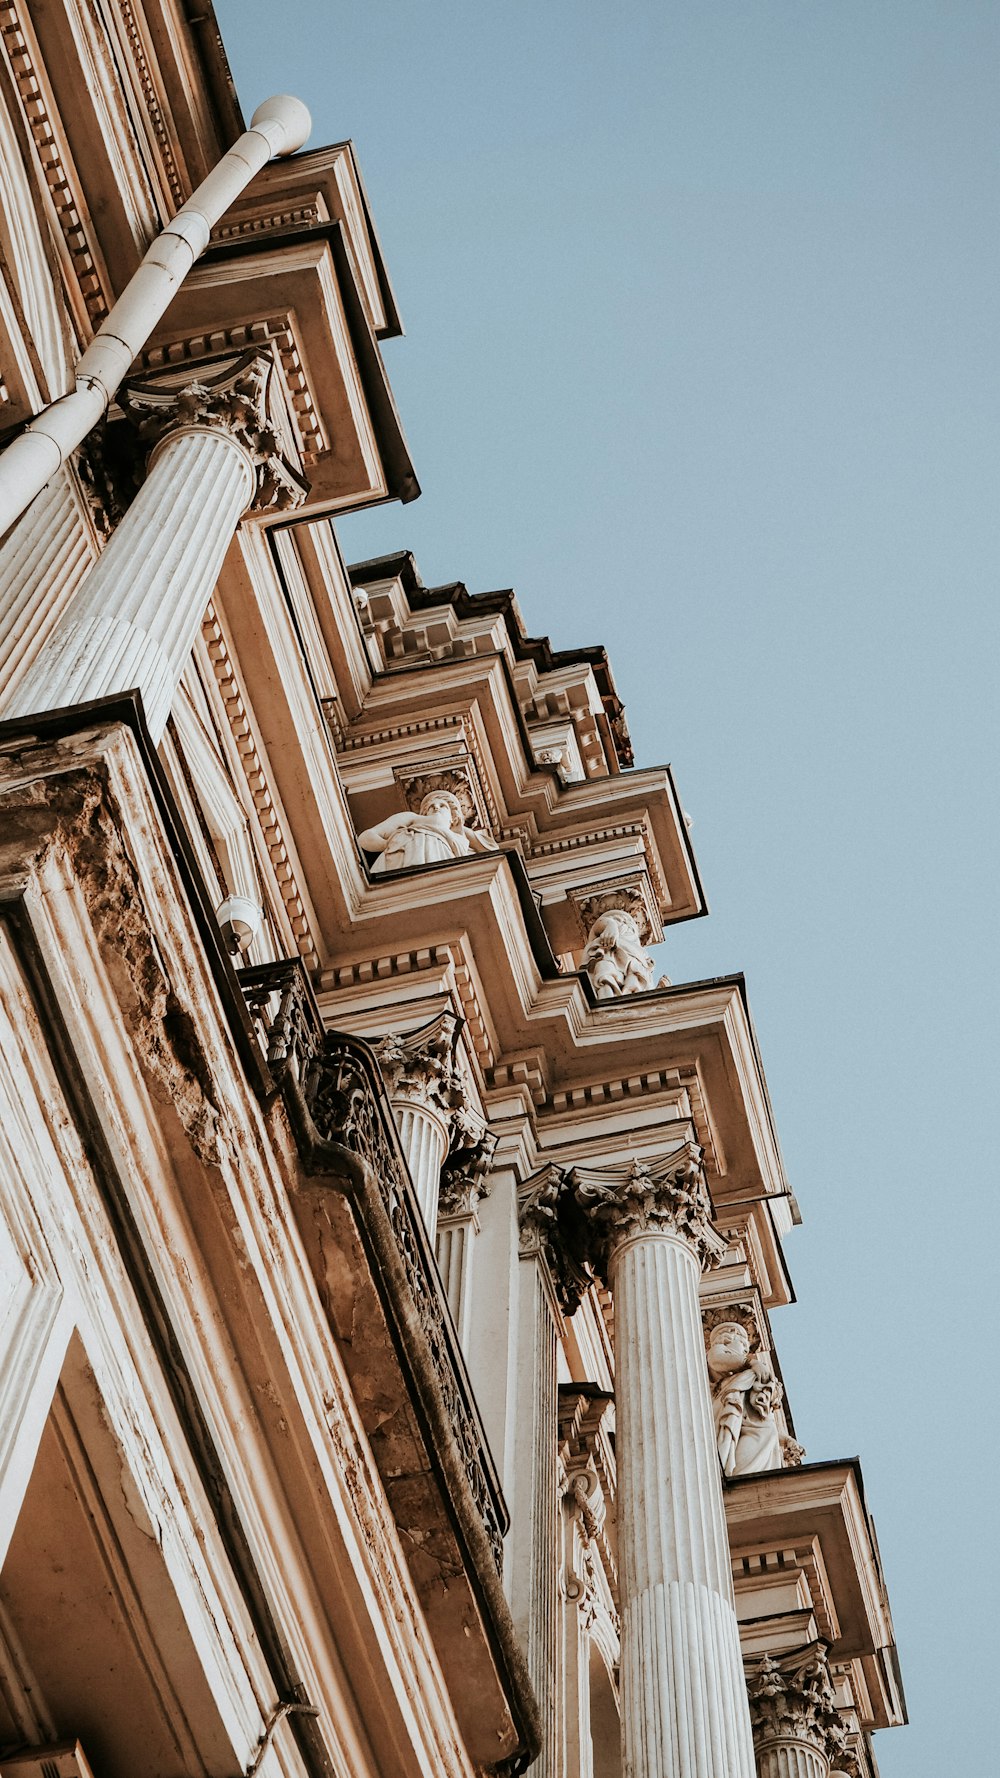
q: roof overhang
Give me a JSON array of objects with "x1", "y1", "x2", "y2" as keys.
[
  {"x1": 143, "y1": 226, "x2": 418, "y2": 514},
  {"x1": 725, "y1": 1459, "x2": 906, "y2": 1729}
]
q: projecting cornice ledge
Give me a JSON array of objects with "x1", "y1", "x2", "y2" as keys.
[{"x1": 724, "y1": 1457, "x2": 906, "y2": 1733}]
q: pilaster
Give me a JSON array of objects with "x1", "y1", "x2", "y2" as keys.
[
  {"x1": 558, "y1": 1387, "x2": 620, "y2": 1778},
  {"x1": 435, "y1": 1114, "x2": 496, "y2": 1350},
  {"x1": 507, "y1": 1167, "x2": 582, "y2": 1778}
]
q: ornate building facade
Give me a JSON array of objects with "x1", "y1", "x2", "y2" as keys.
[{"x1": 0, "y1": 7, "x2": 904, "y2": 1778}]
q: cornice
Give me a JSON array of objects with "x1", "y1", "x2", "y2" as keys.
[
  {"x1": 0, "y1": 0, "x2": 109, "y2": 329},
  {"x1": 731, "y1": 1538, "x2": 840, "y2": 1647},
  {"x1": 114, "y1": 0, "x2": 185, "y2": 210},
  {"x1": 347, "y1": 552, "x2": 634, "y2": 767},
  {"x1": 723, "y1": 1460, "x2": 904, "y2": 1728},
  {"x1": 337, "y1": 643, "x2": 701, "y2": 927}
]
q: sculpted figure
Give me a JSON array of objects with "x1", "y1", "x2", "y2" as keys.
[
  {"x1": 706, "y1": 1322, "x2": 757, "y2": 1474},
  {"x1": 705, "y1": 1322, "x2": 783, "y2": 1476},
  {"x1": 582, "y1": 909, "x2": 656, "y2": 998},
  {"x1": 357, "y1": 790, "x2": 497, "y2": 874}
]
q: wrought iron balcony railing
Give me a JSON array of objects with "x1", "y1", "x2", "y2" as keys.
[{"x1": 239, "y1": 957, "x2": 507, "y2": 1573}]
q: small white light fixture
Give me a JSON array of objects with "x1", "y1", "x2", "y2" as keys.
[{"x1": 216, "y1": 894, "x2": 264, "y2": 957}]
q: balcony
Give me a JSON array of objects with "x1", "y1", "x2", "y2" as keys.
[{"x1": 240, "y1": 958, "x2": 539, "y2": 1771}]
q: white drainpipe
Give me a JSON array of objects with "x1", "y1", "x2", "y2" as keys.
[{"x1": 0, "y1": 94, "x2": 311, "y2": 538}]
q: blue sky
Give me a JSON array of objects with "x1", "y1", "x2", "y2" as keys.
[{"x1": 218, "y1": 4, "x2": 998, "y2": 1768}]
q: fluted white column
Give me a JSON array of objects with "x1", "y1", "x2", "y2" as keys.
[
  {"x1": 574, "y1": 1149, "x2": 755, "y2": 1778},
  {"x1": 755, "y1": 1747, "x2": 828, "y2": 1778},
  {"x1": 3, "y1": 352, "x2": 303, "y2": 742},
  {"x1": 392, "y1": 1100, "x2": 450, "y2": 1234},
  {"x1": 436, "y1": 1209, "x2": 477, "y2": 1346},
  {"x1": 0, "y1": 469, "x2": 95, "y2": 703},
  {"x1": 435, "y1": 1149, "x2": 493, "y2": 1349}
]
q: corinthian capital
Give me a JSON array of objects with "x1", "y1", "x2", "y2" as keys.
[
  {"x1": 438, "y1": 1107, "x2": 497, "y2": 1217},
  {"x1": 517, "y1": 1166, "x2": 591, "y2": 1316},
  {"x1": 121, "y1": 349, "x2": 307, "y2": 513},
  {"x1": 373, "y1": 1010, "x2": 467, "y2": 1121},
  {"x1": 571, "y1": 1145, "x2": 725, "y2": 1278},
  {"x1": 746, "y1": 1646, "x2": 852, "y2": 1767}
]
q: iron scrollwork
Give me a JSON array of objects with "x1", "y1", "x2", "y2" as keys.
[{"x1": 239, "y1": 958, "x2": 505, "y2": 1572}]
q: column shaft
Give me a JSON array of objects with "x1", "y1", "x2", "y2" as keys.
[
  {"x1": 6, "y1": 427, "x2": 253, "y2": 740},
  {"x1": 509, "y1": 1255, "x2": 559, "y2": 1778},
  {"x1": 756, "y1": 1746, "x2": 829, "y2": 1778},
  {"x1": 613, "y1": 1230, "x2": 755, "y2": 1778},
  {"x1": 436, "y1": 1212, "x2": 476, "y2": 1348},
  {"x1": 0, "y1": 471, "x2": 94, "y2": 704},
  {"x1": 392, "y1": 1100, "x2": 449, "y2": 1236}
]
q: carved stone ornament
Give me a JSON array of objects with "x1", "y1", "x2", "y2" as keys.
[
  {"x1": 574, "y1": 878, "x2": 656, "y2": 943},
  {"x1": 581, "y1": 906, "x2": 657, "y2": 999},
  {"x1": 372, "y1": 1010, "x2": 468, "y2": 1121},
  {"x1": 74, "y1": 416, "x2": 141, "y2": 535},
  {"x1": 120, "y1": 349, "x2": 308, "y2": 514},
  {"x1": 438, "y1": 1106, "x2": 497, "y2": 1218},
  {"x1": 395, "y1": 758, "x2": 489, "y2": 831},
  {"x1": 558, "y1": 1390, "x2": 620, "y2": 1643},
  {"x1": 746, "y1": 1645, "x2": 852, "y2": 1768},
  {"x1": 517, "y1": 1166, "x2": 591, "y2": 1317},
  {"x1": 573, "y1": 877, "x2": 661, "y2": 999},
  {"x1": 781, "y1": 1435, "x2": 807, "y2": 1468},
  {"x1": 705, "y1": 1319, "x2": 784, "y2": 1477},
  {"x1": 571, "y1": 1147, "x2": 726, "y2": 1279},
  {"x1": 702, "y1": 1303, "x2": 788, "y2": 1477},
  {"x1": 238, "y1": 962, "x2": 505, "y2": 1575},
  {"x1": 701, "y1": 1299, "x2": 765, "y2": 1351}
]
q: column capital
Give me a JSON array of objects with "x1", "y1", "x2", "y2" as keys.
[
  {"x1": 120, "y1": 349, "x2": 307, "y2": 514},
  {"x1": 517, "y1": 1165, "x2": 591, "y2": 1316},
  {"x1": 746, "y1": 1645, "x2": 853, "y2": 1769},
  {"x1": 571, "y1": 1146, "x2": 726, "y2": 1279},
  {"x1": 373, "y1": 1010, "x2": 467, "y2": 1122},
  {"x1": 438, "y1": 1108, "x2": 497, "y2": 1219}
]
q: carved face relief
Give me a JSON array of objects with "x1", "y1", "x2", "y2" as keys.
[
  {"x1": 419, "y1": 791, "x2": 463, "y2": 831},
  {"x1": 706, "y1": 1322, "x2": 751, "y2": 1379}
]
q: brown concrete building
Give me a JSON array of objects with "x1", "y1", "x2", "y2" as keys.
[{"x1": 0, "y1": 7, "x2": 904, "y2": 1777}]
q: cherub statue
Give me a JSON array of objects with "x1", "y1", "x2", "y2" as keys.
[
  {"x1": 357, "y1": 790, "x2": 497, "y2": 874},
  {"x1": 705, "y1": 1321, "x2": 783, "y2": 1475},
  {"x1": 582, "y1": 909, "x2": 655, "y2": 998},
  {"x1": 705, "y1": 1322, "x2": 758, "y2": 1474}
]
